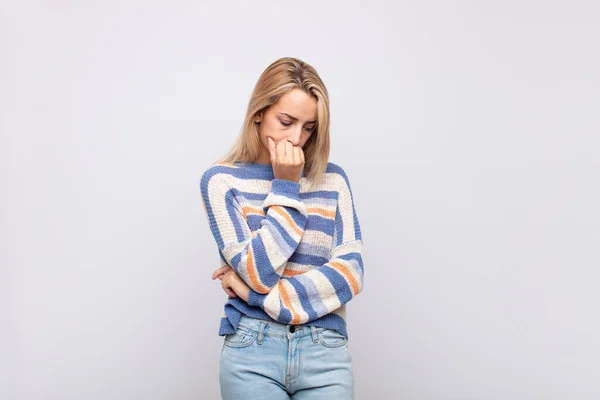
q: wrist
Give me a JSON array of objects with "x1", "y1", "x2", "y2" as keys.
[{"x1": 236, "y1": 284, "x2": 250, "y2": 302}]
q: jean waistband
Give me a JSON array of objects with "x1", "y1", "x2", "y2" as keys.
[{"x1": 236, "y1": 314, "x2": 326, "y2": 340}]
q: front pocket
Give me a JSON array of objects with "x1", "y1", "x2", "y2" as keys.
[
  {"x1": 317, "y1": 328, "x2": 348, "y2": 348},
  {"x1": 223, "y1": 327, "x2": 258, "y2": 348}
]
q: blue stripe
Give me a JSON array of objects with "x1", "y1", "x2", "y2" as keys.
[
  {"x1": 263, "y1": 214, "x2": 299, "y2": 250},
  {"x1": 287, "y1": 273, "x2": 337, "y2": 322},
  {"x1": 306, "y1": 214, "x2": 336, "y2": 236},
  {"x1": 282, "y1": 206, "x2": 309, "y2": 227},
  {"x1": 320, "y1": 265, "x2": 353, "y2": 304},
  {"x1": 200, "y1": 169, "x2": 227, "y2": 249},
  {"x1": 278, "y1": 300, "x2": 292, "y2": 324},
  {"x1": 244, "y1": 233, "x2": 279, "y2": 288},
  {"x1": 334, "y1": 202, "x2": 344, "y2": 247},
  {"x1": 328, "y1": 162, "x2": 362, "y2": 242},
  {"x1": 301, "y1": 190, "x2": 338, "y2": 200},
  {"x1": 338, "y1": 252, "x2": 363, "y2": 274},
  {"x1": 288, "y1": 252, "x2": 329, "y2": 266}
]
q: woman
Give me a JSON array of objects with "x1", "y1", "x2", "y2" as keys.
[{"x1": 199, "y1": 57, "x2": 364, "y2": 399}]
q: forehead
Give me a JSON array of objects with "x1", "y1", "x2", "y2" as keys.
[{"x1": 272, "y1": 89, "x2": 318, "y2": 120}]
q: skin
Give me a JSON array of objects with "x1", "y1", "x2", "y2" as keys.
[{"x1": 212, "y1": 88, "x2": 318, "y2": 300}]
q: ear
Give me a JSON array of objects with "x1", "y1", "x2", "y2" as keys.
[{"x1": 254, "y1": 110, "x2": 263, "y2": 124}]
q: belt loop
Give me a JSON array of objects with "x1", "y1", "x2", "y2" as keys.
[
  {"x1": 257, "y1": 320, "x2": 266, "y2": 345},
  {"x1": 311, "y1": 325, "x2": 318, "y2": 343}
]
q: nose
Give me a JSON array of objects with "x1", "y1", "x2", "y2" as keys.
[{"x1": 288, "y1": 126, "x2": 303, "y2": 146}]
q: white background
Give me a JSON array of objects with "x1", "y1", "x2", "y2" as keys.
[{"x1": 2, "y1": 1, "x2": 599, "y2": 398}]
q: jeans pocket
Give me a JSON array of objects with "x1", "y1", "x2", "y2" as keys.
[
  {"x1": 317, "y1": 328, "x2": 348, "y2": 348},
  {"x1": 223, "y1": 326, "x2": 259, "y2": 348}
]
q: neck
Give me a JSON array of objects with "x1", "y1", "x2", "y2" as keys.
[{"x1": 255, "y1": 149, "x2": 272, "y2": 165}]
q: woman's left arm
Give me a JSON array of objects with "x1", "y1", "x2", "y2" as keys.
[{"x1": 247, "y1": 239, "x2": 363, "y2": 324}]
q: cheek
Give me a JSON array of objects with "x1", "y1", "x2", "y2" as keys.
[
  {"x1": 259, "y1": 119, "x2": 277, "y2": 136},
  {"x1": 261, "y1": 126, "x2": 286, "y2": 141}
]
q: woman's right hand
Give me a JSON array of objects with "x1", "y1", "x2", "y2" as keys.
[{"x1": 267, "y1": 136, "x2": 305, "y2": 182}]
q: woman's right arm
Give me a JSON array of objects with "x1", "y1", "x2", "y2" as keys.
[
  {"x1": 200, "y1": 167, "x2": 308, "y2": 294},
  {"x1": 246, "y1": 166, "x2": 364, "y2": 324}
]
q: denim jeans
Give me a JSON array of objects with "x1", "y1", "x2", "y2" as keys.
[{"x1": 219, "y1": 314, "x2": 354, "y2": 399}]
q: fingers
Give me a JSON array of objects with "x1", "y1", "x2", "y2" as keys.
[
  {"x1": 268, "y1": 138, "x2": 305, "y2": 182},
  {"x1": 276, "y1": 139, "x2": 286, "y2": 162},
  {"x1": 217, "y1": 270, "x2": 238, "y2": 298},
  {"x1": 269, "y1": 138, "x2": 305, "y2": 164},
  {"x1": 267, "y1": 137, "x2": 277, "y2": 163},
  {"x1": 274, "y1": 140, "x2": 303, "y2": 164},
  {"x1": 212, "y1": 265, "x2": 232, "y2": 280}
]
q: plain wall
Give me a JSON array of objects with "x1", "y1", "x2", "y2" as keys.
[{"x1": 2, "y1": 0, "x2": 599, "y2": 398}]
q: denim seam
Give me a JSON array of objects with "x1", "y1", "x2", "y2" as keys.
[
  {"x1": 317, "y1": 330, "x2": 348, "y2": 348},
  {"x1": 257, "y1": 321, "x2": 266, "y2": 345},
  {"x1": 223, "y1": 329, "x2": 258, "y2": 348},
  {"x1": 287, "y1": 334, "x2": 304, "y2": 383}
]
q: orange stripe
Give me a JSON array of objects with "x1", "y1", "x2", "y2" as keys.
[
  {"x1": 271, "y1": 205, "x2": 303, "y2": 236},
  {"x1": 329, "y1": 261, "x2": 360, "y2": 296},
  {"x1": 247, "y1": 245, "x2": 268, "y2": 293},
  {"x1": 241, "y1": 205, "x2": 266, "y2": 216},
  {"x1": 306, "y1": 207, "x2": 336, "y2": 219},
  {"x1": 279, "y1": 281, "x2": 301, "y2": 324},
  {"x1": 282, "y1": 269, "x2": 306, "y2": 278}
]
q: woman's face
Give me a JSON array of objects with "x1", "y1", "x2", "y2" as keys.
[{"x1": 254, "y1": 88, "x2": 318, "y2": 164}]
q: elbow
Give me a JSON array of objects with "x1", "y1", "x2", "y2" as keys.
[
  {"x1": 350, "y1": 257, "x2": 364, "y2": 299},
  {"x1": 351, "y1": 275, "x2": 364, "y2": 299},
  {"x1": 356, "y1": 279, "x2": 364, "y2": 297}
]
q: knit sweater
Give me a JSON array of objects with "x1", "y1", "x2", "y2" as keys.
[{"x1": 199, "y1": 161, "x2": 364, "y2": 339}]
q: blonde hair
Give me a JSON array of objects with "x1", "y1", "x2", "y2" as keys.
[{"x1": 215, "y1": 57, "x2": 331, "y2": 189}]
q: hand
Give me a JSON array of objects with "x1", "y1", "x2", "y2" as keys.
[
  {"x1": 212, "y1": 265, "x2": 250, "y2": 302},
  {"x1": 267, "y1": 136, "x2": 305, "y2": 183},
  {"x1": 212, "y1": 265, "x2": 232, "y2": 281}
]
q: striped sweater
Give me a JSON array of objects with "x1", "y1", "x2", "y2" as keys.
[{"x1": 199, "y1": 161, "x2": 364, "y2": 339}]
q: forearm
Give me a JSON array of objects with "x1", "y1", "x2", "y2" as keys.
[
  {"x1": 201, "y1": 171, "x2": 308, "y2": 293},
  {"x1": 247, "y1": 240, "x2": 364, "y2": 324}
]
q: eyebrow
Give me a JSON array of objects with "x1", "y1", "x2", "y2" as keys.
[{"x1": 279, "y1": 112, "x2": 317, "y2": 124}]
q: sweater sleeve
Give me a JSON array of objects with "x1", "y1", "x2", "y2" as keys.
[
  {"x1": 246, "y1": 168, "x2": 364, "y2": 324},
  {"x1": 200, "y1": 168, "x2": 309, "y2": 294}
]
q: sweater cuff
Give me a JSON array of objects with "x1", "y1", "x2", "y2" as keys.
[
  {"x1": 261, "y1": 178, "x2": 308, "y2": 217},
  {"x1": 270, "y1": 178, "x2": 301, "y2": 201},
  {"x1": 247, "y1": 289, "x2": 266, "y2": 307}
]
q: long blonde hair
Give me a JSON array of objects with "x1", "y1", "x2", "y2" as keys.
[{"x1": 215, "y1": 57, "x2": 331, "y2": 188}]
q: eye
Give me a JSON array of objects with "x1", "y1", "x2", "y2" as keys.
[{"x1": 280, "y1": 120, "x2": 315, "y2": 132}]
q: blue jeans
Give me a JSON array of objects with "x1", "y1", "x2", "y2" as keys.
[{"x1": 219, "y1": 315, "x2": 354, "y2": 399}]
